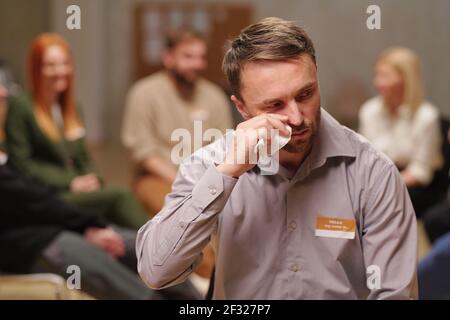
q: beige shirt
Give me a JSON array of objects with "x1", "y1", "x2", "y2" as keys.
[
  {"x1": 359, "y1": 97, "x2": 443, "y2": 185},
  {"x1": 122, "y1": 71, "x2": 233, "y2": 167},
  {"x1": 136, "y1": 109, "x2": 418, "y2": 299}
]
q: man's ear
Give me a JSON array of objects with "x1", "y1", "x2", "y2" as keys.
[
  {"x1": 161, "y1": 49, "x2": 173, "y2": 69},
  {"x1": 231, "y1": 95, "x2": 251, "y2": 120}
]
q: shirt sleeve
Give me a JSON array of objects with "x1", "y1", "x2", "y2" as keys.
[
  {"x1": 362, "y1": 161, "x2": 418, "y2": 299},
  {"x1": 121, "y1": 83, "x2": 169, "y2": 163},
  {"x1": 136, "y1": 160, "x2": 238, "y2": 289}
]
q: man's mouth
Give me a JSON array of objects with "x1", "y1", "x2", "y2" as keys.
[{"x1": 292, "y1": 128, "x2": 310, "y2": 136}]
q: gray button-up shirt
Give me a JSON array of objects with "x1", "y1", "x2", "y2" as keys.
[{"x1": 136, "y1": 109, "x2": 418, "y2": 299}]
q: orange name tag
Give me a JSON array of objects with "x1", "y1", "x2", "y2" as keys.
[{"x1": 315, "y1": 217, "x2": 356, "y2": 239}]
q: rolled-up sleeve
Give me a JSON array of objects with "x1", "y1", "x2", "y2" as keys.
[
  {"x1": 362, "y1": 162, "x2": 418, "y2": 299},
  {"x1": 136, "y1": 161, "x2": 237, "y2": 289}
]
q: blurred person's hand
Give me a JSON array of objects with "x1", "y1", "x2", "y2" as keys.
[
  {"x1": 84, "y1": 227, "x2": 125, "y2": 258},
  {"x1": 70, "y1": 173, "x2": 101, "y2": 193},
  {"x1": 401, "y1": 170, "x2": 419, "y2": 188}
]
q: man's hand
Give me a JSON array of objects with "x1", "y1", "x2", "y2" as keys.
[
  {"x1": 70, "y1": 174, "x2": 101, "y2": 193},
  {"x1": 84, "y1": 227, "x2": 126, "y2": 258},
  {"x1": 217, "y1": 114, "x2": 289, "y2": 178}
]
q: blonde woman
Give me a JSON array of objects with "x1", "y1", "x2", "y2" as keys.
[{"x1": 359, "y1": 47, "x2": 444, "y2": 216}]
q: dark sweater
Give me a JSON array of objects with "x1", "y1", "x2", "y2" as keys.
[
  {"x1": 0, "y1": 162, "x2": 107, "y2": 273},
  {"x1": 5, "y1": 93, "x2": 97, "y2": 190}
]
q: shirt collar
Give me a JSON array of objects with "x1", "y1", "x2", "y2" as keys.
[
  {"x1": 314, "y1": 108, "x2": 356, "y2": 159},
  {"x1": 287, "y1": 108, "x2": 356, "y2": 182}
]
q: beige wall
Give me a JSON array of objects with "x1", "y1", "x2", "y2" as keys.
[
  {"x1": 2, "y1": 0, "x2": 450, "y2": 143},
  {"x1": 51, "y1": 0, "x2": 109, "y2": 142},
  {"x1": 103, "y1": 0, "x2": 450, "y2": 140},
  {"x1": 0, "y1": 0, "x2": 50, "y2": 86}
]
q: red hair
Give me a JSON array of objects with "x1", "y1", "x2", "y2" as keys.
[{"x1": 28, "y1": 33, "x2": 82, "y2": 140}]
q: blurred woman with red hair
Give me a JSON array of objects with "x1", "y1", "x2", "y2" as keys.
[{"x1": 5, "y1": 33, "x2": 148, "y2": 229}]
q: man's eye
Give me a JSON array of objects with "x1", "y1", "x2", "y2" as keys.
[
  {"x1": 296, "y1": 90, "x2": 313, "y2": 101},
  {"x1": 271, "y1": 102, "x2": 283, "y2": 109}
]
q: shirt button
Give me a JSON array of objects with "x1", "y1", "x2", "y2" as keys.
[
  {"x1": 289, "y1": 221, "x2": 297, "y2": 230},
  {"x1": 290, "y1": 263, "x2": 299, "y2": 272},
  {"x1": 208, "y1": 185, "x2": 217, "y2": 195},
  {"x1": 179, "y1": 222, "x2": 186, "y2": 229}
]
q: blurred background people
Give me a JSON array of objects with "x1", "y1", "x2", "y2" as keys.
[
  {"x1": 419, "y1": 125, "x2": 450, "y2": 244},
  {"x1": 0, "y1": 73, "x2": 8, "y2": 154},
  {"x1": 423, "y1": 200, "x2": 450, "y2": 244},
  {"x1": 5, "y1": 34, "x2": 148, "y2": 230},
  {"x1": 418, "y1": 232, "x2": 450, "y2": 299},
  {"x1": 1, "y1": 0, "x2": 450, "y2": 300},
  {"x1": 0, "y1": 59, "x2": 20, "y2": 152},
  {"x1": 359, "y1": 47, "x2": 446, "y2": 217},
  {"x1": 122, "y1": 28, "x2": 233, "y2": 217},
  {"x1": 0, "y1": 69, "x2": 201, "y2": 300},
  {"x1": 121, "y1": 29, "x2": 233, "y2": 284},
  {"x1": 0, "y1": 144, "x2": 201, "y2": 300}
]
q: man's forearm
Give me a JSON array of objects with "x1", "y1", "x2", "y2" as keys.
[{"x1": 136, "y1": 165, "x2": 237, "y2": 289}]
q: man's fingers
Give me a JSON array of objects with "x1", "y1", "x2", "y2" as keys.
[
  {"x1": 265, "y1": 116, "x2": 290, "y2": 136},
  {"x1": 252, "y1": 117, "x2": 288, "y2": 138},
  {"x1": 265, "y1": 113, "x2": 288, "y2": 121}
]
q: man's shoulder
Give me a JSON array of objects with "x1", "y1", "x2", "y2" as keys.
[
  {"x1": 341, "y1": 124, "x2": 396, "y2": 174},
  {"x1": 129, "y1": 71, "x2": 168, "y2": 95},
  {"x1": 197, "y1": 78, "x2": 228, "y2": 100}
]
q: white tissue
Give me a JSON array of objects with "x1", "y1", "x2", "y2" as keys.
[{"x1": 255, "y1": 125, "x2": 292, "y2": 160}]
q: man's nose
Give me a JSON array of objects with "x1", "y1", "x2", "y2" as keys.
[{"x1": 285, "y1": 100, "x2": 303, "y2": 127}]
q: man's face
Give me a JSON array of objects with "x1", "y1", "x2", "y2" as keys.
[
  {"x1": 233, "y1": 55, "x2": 321, "y2": 153},
  {"x1": 164, "y1": 38, "x2": 208, "y2": 85}
]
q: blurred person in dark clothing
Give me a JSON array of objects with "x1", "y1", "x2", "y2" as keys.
[{"x1": 0, "y1": 69, "x2": 201, "y2": 300}]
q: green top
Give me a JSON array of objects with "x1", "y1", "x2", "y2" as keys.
[{"x1": 5, "y1": 93, "x2": 97, "y2": 190}]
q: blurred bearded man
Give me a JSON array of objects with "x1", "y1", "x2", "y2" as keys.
[{"x1": 122, "y1": 29, "x2": 233, "y2": 284}]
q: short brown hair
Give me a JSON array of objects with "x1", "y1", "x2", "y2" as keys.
[
  {"x1": 223, "y1": 17, "x2": 316, "y2": 100},
  {"x1": 165, "y1": 28, "x2": 206, "y2": 50}
]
